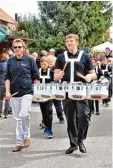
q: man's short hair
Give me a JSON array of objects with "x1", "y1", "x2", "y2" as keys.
[
  {"x1": 65, "y1": 34, "x2": 79, "y2": 42},
  {"x1": 101, "y1": 56, "x2": 106, "y2": 60},
  {"x1": 105, "y1": 47, "x2": 110, "y2": 51},
  {"x1": 40, "y1": 50, "x2": 48, "y2": 57},
  {"x1": 12, "y1": 38, "x2": 26, "y2": 48}
]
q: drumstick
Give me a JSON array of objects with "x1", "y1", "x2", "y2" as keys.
[
  {"x1": 2, "y1": 92, "x2": 18, "y2": 112},
  {"x1": 63, "y1": 62, "x2": 68, "y2": 71},
  {"x1": 76, "y1": 71, "x2": 86, "y2": 81},
  {"x1": 11, "y1": 92, "x2": 18, "y2": 97}
]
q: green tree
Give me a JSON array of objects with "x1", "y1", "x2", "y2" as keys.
[
  {"x1": 17, "y1": 1, "x2": 112, "y2": 52},
  {"x1": 38, "y1": 1, "x2": 112, "y2": 51}
]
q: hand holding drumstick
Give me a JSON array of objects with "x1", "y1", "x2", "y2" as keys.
[
  {"x1": 2, "y1": 92, "x2": 18, "y2": 112},
  {"x1": 76, "y1": 71, "x2": 92, "y2": 82},
  {"x1": 59, "y1": 62, "x2": 68, "y2": 79},
  {"x1": 54, "y1": 62, "x2": 68, "y2": 80}
]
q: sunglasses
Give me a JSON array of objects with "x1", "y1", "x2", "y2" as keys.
[{"x1": 13, "y1": 46, "x2": 23, "y2": 49}]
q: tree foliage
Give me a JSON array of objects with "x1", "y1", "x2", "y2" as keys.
[{"x1": 17, "y1": 1, "x2": 112, "y2": 53}]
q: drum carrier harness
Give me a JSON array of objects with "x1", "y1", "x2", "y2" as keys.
[
  {"x1": 39, "y1": 68, "x2": 51, "y2": 83},
  {"x1": 64, "y1": 50, "x2": 84, "y2": 83}
]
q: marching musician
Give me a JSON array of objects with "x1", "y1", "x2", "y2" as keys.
[
  {"x1": 89, "y1": 58, "x2": 103, "y2": 115},
  {"x1": 38, "y1": 56, "x2": 54, "y2": 138},
  {"x1": 47, "y1": 55, "x2": 65, "y2": 124},
  {"x1": 100, "y1": 57, "x2": 112, "y2": 106},
  {"x1": 54, "y1": 34, "x2": 97, "y2": 154},
  {"x1": 5, "y1": 39, "x2": 40, "y2": 152}
]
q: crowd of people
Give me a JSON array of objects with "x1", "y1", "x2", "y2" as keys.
[{"x1": 0, "y1": 34, "x2": 112, "y2": 154}]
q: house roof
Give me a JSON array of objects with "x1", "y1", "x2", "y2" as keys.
[
  {"x1": 0, "y1": 8, "x2": 18, "y2": 24},
  {"x1": 6, "y1": 35, "x2": 39, "y2": 43},
  {"x1": 0, "y1": 35, "x2": 39, "y2": 53}
]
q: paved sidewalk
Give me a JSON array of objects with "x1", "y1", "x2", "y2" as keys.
[{"x1": 0, "y1": 101, "x2": 112, "y2": 168}]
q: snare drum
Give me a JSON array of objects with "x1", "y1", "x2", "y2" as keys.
[
  {"x1": 34, "y1": 84, "x2": 42, "y2": 97},
  {"x1": 68, "y1": 82, "x2": 86, "y2": 100},
  {"x1": 86, "y1": 83, "x2": 108, "y2": 100},
  {"x1": 40, "y1": 83, "x2": 53, "y2": 100},
  {"x1": 33, "y1": 83, "x2": 52, "y2": 101},
  {"x1": 52, "y1": 83, "x2": 66, "y2": 100}
]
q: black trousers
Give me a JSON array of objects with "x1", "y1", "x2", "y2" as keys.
[
  {"x1": 39, "y1": 100, "x2": 53, "y2": 130},
  {"x1": 88, "y1": 100, "x2": 99, "y2": 115},
  {"x1": 92, "y1": 100, "x2": 99, "y2": 112},
  {"x1": 53, "y1": 99, "x2": 63, "y2": 119},
  {"x1": 108, "y1": 78, "x2": 112, "y2": 100},
  {"x1": 63, "y1": 98, "x2": 90, "y2": 147},
  {"x1": 0, "y1": 85, "x2": 4, "y2": 100}
]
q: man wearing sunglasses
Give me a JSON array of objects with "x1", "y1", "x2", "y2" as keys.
[{"x1": 5, "y1": 38, "x2": 40, "y2": 152}]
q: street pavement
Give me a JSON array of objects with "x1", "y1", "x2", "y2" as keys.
[{"x1": 0, "y1": 100, "x2": 112, "y2": 168}]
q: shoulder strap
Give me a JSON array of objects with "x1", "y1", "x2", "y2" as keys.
[
  {"x1": 77, "y1": 50, "x2": 84, "y2": 61},
  {"x1": 47, "y1": 68, "x2": 51, "y2": 77},
  {"x1": 64, "y1": 51, "x2": 68, "y2": 62},
  {"x1": 64, "y1": 50, "x2": 84, "y2": 62}
]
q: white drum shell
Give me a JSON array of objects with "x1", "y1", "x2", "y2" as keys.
[
  {"x1": 52, "y1": 83, "x2": 66, "y2": 100},
  {"x1": 33, "y1": 84, "x2": 53, "y2": 101},
  {"x1": 68, "y1": 83, "x2": 86, "y2": 100},
  {"x1": 87, "y1": 84, "x2": 108, "y2": 100},
  {"x1": 34, "y1": 84, "x2": 41, "y2": 96}
]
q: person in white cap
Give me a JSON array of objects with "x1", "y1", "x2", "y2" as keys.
[{"x1": 49, "y1": 48, "x2": 55, "y2": 56}]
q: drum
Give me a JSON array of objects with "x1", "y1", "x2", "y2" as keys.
[
  {"x1": 86, "y1": 83, "x2": 109, "y2": 100},
  {"x1": 33, "y1": 84, "x2": 52, "y2": 101},
  {"x1": 52, "y1": 83, "x2": 66, "y2": 100},
  {"x1": 33, "y1": 84, "x2": 43, "y2": 102},
  {"x1": 34, "y1": 84, "x2": 41, "y2": 97},
  {"x1": 68, "y1": 82, "x2": 86, "y2": 100},
  {"x1": 41, "y1": 84, "x2": 53, "y2": 99}
]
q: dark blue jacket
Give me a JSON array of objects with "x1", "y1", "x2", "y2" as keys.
[{"x1": 5, "y1": 55, "x2": 40, "y2": 97}]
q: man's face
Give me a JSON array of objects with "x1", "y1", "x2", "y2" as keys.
[
  {"x1": 101, "y1": 58, "x2": 107, "y2": 65},
  {"x1": 49, "y1": 51, "x2": 55, "y2": 56},
  {"x1": 13, "y1": 42, "x2": 24, "y2": 56},
  {"x1": 105, "y1": 49, "x2": 110, "y2": 56},
  {"x1": 65, "y1": 38, "x2": 78, "y2": 52}
]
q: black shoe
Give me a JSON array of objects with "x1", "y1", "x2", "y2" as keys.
[
  {"x1": 96, "y1": 111, "x2": 100, "y2": 115},
  {"x1": 8, "y1": 111, "x2": 12, "y2": 115},
  {"x1": 78, "y1": 142, "x2": 87, "y2": 153},
  {"x1": 91, "y1": 111, "x2": 94, "y2": 114},
  {"x1": 4, "y1": 116, "x2": 7, "y2": 119},
  {"x1": 105, "y1": 103, "x2": 109, "y2": 107},
  {"x1": 65, "y1": 146, "x2": 78, "y2": 154},
  {"x1": 59, "y1": 118, "x2": 65, "y2": 124}
]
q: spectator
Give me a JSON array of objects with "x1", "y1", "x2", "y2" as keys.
[{"x1": 105, "y1": 47, "x2": 112, "y2": 59}]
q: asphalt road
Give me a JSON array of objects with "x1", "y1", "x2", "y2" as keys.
[{"x1": 0, "y1": 100, "x2": 112, "y2": 168}]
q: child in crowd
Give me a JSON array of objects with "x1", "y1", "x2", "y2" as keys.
[
  {"x1": 47, "y1": 55, "x2": 64, "y2": 124},
  {"x1": 38, "y1": 56, "x2": 54, "y2": 138}
]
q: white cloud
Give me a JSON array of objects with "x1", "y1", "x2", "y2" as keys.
[{"x1": 0, "y1": 0, "x2": 38, "y2": 18}]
